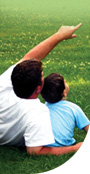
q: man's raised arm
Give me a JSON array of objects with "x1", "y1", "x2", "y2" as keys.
[{"x1": 18, "y1": 23, "x2": 82, "y2": 63}]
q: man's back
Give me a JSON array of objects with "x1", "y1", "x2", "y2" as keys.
[
  {"x1": 0, "y1": 66, "x2": 54, "y2": 146},
  {"x1": 0, "y1": 65, "x2": 29, "y2": 145}
]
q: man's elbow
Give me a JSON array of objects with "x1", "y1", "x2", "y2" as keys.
[{"x1": 26, "y1": 146, "x2": 45, "y2": 155}]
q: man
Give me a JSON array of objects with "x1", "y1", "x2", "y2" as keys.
[{"x1": 0, "y1": 23, "x2": 82, "y2": 155}]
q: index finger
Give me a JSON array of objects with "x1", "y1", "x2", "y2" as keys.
[{"x1": 74, "y1": 23, "x2": 82, "y2": 31}]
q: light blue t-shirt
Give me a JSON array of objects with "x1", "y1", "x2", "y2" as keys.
[{"x1": 45, "y1": 100, "x2": 90, "y2": 147}]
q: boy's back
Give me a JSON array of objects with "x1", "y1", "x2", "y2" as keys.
[{"x1": 45, "y1": 100, "x2": 89, "y2": 147}]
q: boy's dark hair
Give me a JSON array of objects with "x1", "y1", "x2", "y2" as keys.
[
  {"x1": 41, "y1": 73, "x2": 65, "y2": 103},
  {"x1": 11, "y1": 60, "x2": 43, "y2": 98}
]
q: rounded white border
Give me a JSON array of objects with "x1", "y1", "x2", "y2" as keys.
[{"x1": 40, "y1": 127, "x2": 90, "y2": 174}]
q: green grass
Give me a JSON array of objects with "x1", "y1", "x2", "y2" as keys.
[
  {"x1": 0, "y1": 0, "x2": 90, "y2": 173},
  {"x1": 0, "y1": 146, "x2": 75, "y2": 174}
]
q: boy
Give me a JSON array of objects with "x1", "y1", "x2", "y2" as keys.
[{"x1": 41, "y1": 73, "x2": 90, "y2": 147}]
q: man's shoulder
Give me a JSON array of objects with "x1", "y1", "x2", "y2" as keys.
[
  {"x1": 20, "y1": 98, "x2": 49, "y2": 114},
  {"x1": 0, "y1": 65, "x2": 16, "y2": 88},
  {"x1": 0, "y1": 65, "x2": 15, "y2": 77}
]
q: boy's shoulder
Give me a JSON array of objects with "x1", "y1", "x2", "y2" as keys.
[
  {"x1": 62, "y1": 100, "x2": 80, "y2": 109},
  {"x1": 46, "y1": 100, "x2": 80, "y2": 111}
]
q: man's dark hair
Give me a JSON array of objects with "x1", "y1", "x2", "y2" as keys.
[
  {"x1": 11, "y1": 60, "x2": 43, "y2": 98},
  {"x1": 41, "y1": 73, "x2": 65, "y2": 103}
]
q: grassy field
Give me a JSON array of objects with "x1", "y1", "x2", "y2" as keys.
[{"x1": 0, "y1": 0, "x2": 90, "y2": 173}]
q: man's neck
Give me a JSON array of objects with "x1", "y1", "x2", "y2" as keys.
[{"x1": 28, "y1": 93, "x2": 38, "y2": 99}]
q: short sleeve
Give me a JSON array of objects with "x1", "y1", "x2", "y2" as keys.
[
  {"x1": 24, "y1": 105, "x2": 55, "y2": 147},
  {"x1": 74, "y1": 105, "x2": 90, "y2": 130}
]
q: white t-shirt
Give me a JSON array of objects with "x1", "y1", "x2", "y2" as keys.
[{"x1": 0, "y1": 65, "x2": 54, "y2": 147}]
